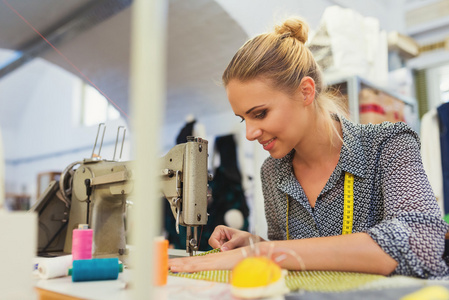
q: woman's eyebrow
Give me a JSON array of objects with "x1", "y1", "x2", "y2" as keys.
[{"x1": 245, "y1": 105, "x2": 265, "y2": 114}]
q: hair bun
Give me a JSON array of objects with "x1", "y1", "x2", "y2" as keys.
[{"x1": 274, "y1": 17, "x2": 309, "y2": 44}]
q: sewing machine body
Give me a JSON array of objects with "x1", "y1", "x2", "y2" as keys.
[
  {"x1": 34, "y1": 125, "x2": 210, "y2": 258},
  {"x1": 63, "y1": 159, "x2": 132, "y2": 257}
]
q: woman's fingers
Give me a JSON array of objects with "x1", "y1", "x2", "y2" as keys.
[
  {"x1": 208, "y1": 225, "x2": 234, "y2": 249},
  {"x1": 208, "y1": 226, "x2": 263, "y2": 251}
]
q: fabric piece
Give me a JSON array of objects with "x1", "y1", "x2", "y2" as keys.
[
  {"x1": 308, "y1": 6, "x2": 388, "y2": 83},
  {"x1": 169, "y1": 269, "x2": 386, "y2": 292},
  {"x1": 168, "y1": 250, "x2": 421, "y2": 292},
  {"x1": 285, "y1": 271, "x2": 384, "y2": 292},
  {"x1": 261, "y1": 117, "x2": 449, "y2": 278},
  {"x1": 438, "y1": 103, "x2": 449, "y2": 216},
  {"x1": 168, "y1": 250, "x2": 449, "y2": 293},
  {"x1": 285, "y1": 284, "x2": 449, "y2": 300},
  {"x1": 170, "y1": 269, "x2": 230, "y2": 284}
]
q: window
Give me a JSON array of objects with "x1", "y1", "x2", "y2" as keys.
[{"x1": 79, "y1": 81, "x2": 120, "y2": 127}]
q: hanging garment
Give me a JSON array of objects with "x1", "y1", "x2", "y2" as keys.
[
  {"x1": 421, "y1": 109, "x2": 444, "y2": 215},
  {"x1": 438, "y1": 103, "x2": 449, "y2": 217},
  {"x1": 209, "y1": 134, "x2": 249, "y2": 232},
  {"x1": 176, "y1": 120, "x2": 196, "y2": 144}
]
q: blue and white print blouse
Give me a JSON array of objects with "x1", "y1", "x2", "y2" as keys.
[{"x1": 261, "y1": 117, "x2": 449, "y2": 278}]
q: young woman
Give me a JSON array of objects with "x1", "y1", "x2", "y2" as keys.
[{"x1": 168, "y1": 17, "x2": 449, "y2": 278}]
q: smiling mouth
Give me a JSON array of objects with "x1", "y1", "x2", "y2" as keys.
[{"x1": 261, "y1": 138, "x2": 276, "y2": 147}]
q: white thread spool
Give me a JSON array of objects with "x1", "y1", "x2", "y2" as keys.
[{"x1": 38, "y1": 255, "x2": 73, "y2": 279}]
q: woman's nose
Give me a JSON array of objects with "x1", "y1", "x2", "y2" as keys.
[{"x1": 246, "y1": 121, "x2": 262, "y2": 141}]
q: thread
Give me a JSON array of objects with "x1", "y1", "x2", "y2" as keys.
[
  {"x1": 70, "y1": 258, "x2": 123, "y2": 282},
  {"x1": 72, "y1": 224, "x2": 93, "y2": 261},
  {"x1": 154, "y1": 237, "x2": 168, "y2": 286},
  {"x1": 37, "y1": 255, "x2": 73, "y2": 279}
]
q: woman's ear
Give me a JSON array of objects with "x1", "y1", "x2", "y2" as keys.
[{"x1": 299, "y1": 76, "x2": 315, "y2": 106}]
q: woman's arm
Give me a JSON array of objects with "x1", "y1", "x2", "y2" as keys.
[
  {"x1": 169, "y1": 232, "x2": 397, "y2": 275},
  {"x1": 370, "y1": 127, "x2": 449, "y2": 277},
  {"x1": 269, "y1": 232, "x2": 397, "y2": 275}
]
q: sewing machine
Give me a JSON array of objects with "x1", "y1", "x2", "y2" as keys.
[{"x1": 33, "y1": 124, "x2": 210, "y2": 258}]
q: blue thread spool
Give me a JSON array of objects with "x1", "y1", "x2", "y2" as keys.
[{"x1": 69, "y1": 258, "x2": 123, "y2": 282}]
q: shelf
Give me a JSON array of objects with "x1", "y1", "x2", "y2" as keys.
[{"x1": 326, "y1": 75, "x2": 419, "y2": 128}]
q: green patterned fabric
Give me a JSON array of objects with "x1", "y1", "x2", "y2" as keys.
[
  {"x1": 193, "y1": 248, "x2": 222, "y2": 256},
  {"x1": 169, "y1": 249, "x2": 389, "y2": 292},
  {"x1": 170, "y1": 269, "x2": 231, "y2": 284},
  {"x1": 169, "y1": 268, "x2": 386, "y2": 292},
  {"x1": 285, "y1": 270, "x2": 384, "y2": 292}
]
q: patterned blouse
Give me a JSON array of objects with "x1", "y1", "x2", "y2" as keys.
[{"x1": 261, "y1": 117, "x2": 449, "y2": 278}]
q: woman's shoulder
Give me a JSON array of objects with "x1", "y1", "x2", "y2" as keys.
[
  {"x1": 365, "y1": 121, "x2": 416, "y2": 135},
  {"x1": 342, "y1": 118, "x2": 419, "y2": 146},
  {"x1": 366, "y1": 121, "x2": 419, "y2": 149}
]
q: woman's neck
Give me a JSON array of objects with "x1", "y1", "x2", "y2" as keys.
[{"x1": 293, "y1": 116, "x2": 342, "y2": 170}]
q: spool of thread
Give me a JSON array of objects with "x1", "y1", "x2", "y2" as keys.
[
  {"x1": 37, "y1": 255, "x2": 73, "y2": 279},
  {"x1": 72, "y1": 225, "x2": 93, "y2": 261},
  {"x1": 154, "y1": 237, "x2": 168, "y2": 286},
  {"x1": 69, "y1": 258, "x2": 123, "y2": 282}
]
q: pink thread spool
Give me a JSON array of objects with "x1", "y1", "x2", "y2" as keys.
[{"x1": 72, "y1": 225, "x2": 93, "y2": 261}]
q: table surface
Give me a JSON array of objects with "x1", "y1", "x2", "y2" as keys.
[
  {"x1": 36, "y1": 270, "x2": 234, "y2": 300},
  {"x1": 35, "y1": 249, "x2": 233, "y2": 300},
  {"x1": 35, "y1": 272, "x2": 449, "y2": 300},
  {"x1": 34, "y1": 250, "x2": 449, "y2": 300}
]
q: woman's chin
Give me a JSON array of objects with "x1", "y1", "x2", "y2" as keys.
[{"x1": 269, "y1": 151, "x2": 286, "y2": 159}]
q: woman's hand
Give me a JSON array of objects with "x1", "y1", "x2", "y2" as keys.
[
  {"x1": 208, "y1": 225, "x2": 264, "y2": 251},
  {"x1": 168, "y1": 247, "x2": 245, "y2": 273},
  {"x1": 168, "y1": 226, "x2": 265, "y2": 273}
]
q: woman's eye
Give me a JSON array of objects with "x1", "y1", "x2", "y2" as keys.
[
  {"x1": 239, "y1": 117, "x2": 245, "y2": 123},
  {"x1": 255, "y1": 110, "x2": 267, "y2": 119}
]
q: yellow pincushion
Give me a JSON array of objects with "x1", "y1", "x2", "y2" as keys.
[{"x1": 231, "y1": 256, "x2": 289, "y2": 298}]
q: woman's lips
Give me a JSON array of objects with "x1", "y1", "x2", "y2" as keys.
[{"x1": 261, "y1": 138, "x2": 276, "y2": 151}]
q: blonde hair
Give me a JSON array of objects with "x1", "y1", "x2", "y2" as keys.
[{"x1": 222, "y1": 17, "x2": 347, "y2": 146}]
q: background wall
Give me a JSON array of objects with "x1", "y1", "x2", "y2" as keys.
[{"x1": 1, "y1": 57, "x2": 130, "y2": 200}]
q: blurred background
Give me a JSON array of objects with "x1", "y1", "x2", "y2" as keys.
[{"x1": 1, "y1": 0, "x2": 448, "y2": 245}]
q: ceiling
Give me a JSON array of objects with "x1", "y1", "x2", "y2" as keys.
[
  {"x1": 0, "y1": 0, "x2": 248, "y2": 126},
  {"x1": 2, "y1": 0, "x2": 449, "y2": 130}
]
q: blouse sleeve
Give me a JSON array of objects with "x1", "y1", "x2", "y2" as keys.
[{"x1": 366, "y1": 127, "x2": 449, "y2": 278}]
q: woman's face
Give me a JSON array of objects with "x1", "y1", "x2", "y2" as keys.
[{"x1": 226, "y1": 78, "x2": 310, "y2": 159}]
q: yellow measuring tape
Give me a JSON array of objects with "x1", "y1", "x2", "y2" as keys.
[
  {"x1": 286, "y1": 172, "x2": 354, "y2": 239},
  {"x1": 342, "y1": 172, "x2": 354, "y2": 235}
]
